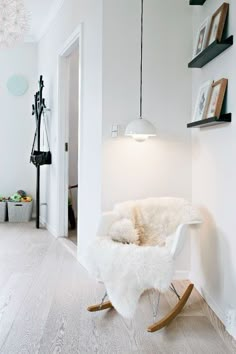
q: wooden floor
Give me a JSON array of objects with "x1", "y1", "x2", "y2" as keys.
[
  {"x1": 0, "y1": 223, "x2": 235, "y2": 354},
  {"x1": 68, "y1": 228, "x2": 77, "y2": 245}
]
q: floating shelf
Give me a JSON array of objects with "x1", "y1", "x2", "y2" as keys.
[
  {"x1": 189, "y1": 0, "x2": 206, "y2": 5},
  {"x1": 187, "y1": 114, "x2": 231, "y2": 128},
  {"x1": 188, "y1": 36, "x2": 233, "y2": 68}
]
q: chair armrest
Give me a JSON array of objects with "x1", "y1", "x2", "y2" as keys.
[
  {"x1": 96, "y1": 211, "x2": 119, "y2": 237},
  {"x1": 169, "y1": 221, "x2": 202, "y2": 258}
]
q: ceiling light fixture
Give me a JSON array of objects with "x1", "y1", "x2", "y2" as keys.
[
  {"x1": 0, "y1": 0, "x2": 29, "y2": 48},
  {"x1": 125, "y1": 0, "x2": 156, "y2": 142}
]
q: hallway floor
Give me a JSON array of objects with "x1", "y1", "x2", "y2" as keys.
[
  {"x1": 0, "y1": 223, "x2": 235, "y2": 354},
  {"x1": 68, "y1": 228, "x2": 77, "y2": 245}
]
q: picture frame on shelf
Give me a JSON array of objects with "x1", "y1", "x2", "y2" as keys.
[
  {"x1": 206, "y1": 78, "x2": 228, "y2": 119},
  {"x1": 193, "y1": 17, "x2": 210, "y2": 58},
  {"x1": 192, "y1": 80, "x2": 213, "y2": 122},
  {"x1": 207, "y1": 2, "x2": 229, "y2": 46}
]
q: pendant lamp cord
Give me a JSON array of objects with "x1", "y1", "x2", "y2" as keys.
[{"x1": 140, "y1": 0, "x2": 144, "y2": 119}]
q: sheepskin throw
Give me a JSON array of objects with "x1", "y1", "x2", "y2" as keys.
[{"x1": 85, "y1": 197, "x2": 200, "y2": 318}]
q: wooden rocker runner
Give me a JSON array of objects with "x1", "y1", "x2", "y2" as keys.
[
  {"x1": 87, "y1": 283, "x2": 194, "y2": 333},
  {"x1": 147, "y1": 283, "x2": 193, "y2": 332},
  {"x1": 87, "y1": 300, "x2": 113, "y2": 313}
]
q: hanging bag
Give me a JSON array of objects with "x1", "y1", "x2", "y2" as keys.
[{"x1": 30, "y1": 113, "x2": 52, "y2": 167}]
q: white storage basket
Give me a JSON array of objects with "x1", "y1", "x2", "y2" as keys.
[
  {"x1": 0, "y1": 202, "x2": 7, "y2": 222},
  {"x1": 8, "y1": 201, "x2": 33, "y2": 222}
]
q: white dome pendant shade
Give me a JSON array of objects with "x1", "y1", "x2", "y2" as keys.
[
  {"x1": 125, "y1": 118, "x2": 156, "y2": 142},
  {"x1": 125, "y1": 0, "x2": 156, "y2": 142}
]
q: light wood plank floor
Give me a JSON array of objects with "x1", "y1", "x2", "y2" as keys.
[
  {"x1": 0, "y1": 223, "x2": 235, "y2": 354},
  {"x1": 68, "y1": 228, "x2": 77, "y2": 246}
]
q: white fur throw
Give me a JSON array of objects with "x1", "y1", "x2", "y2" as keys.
[{"x1": 85, "y1": 197, "x2": 200, "y2": 318}]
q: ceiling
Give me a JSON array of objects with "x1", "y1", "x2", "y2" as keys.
[{"x1": 24, "y1": 0, "x2": 57, "y2": 41}]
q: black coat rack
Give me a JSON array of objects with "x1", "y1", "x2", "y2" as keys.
[{"x1": 31, "y1": 75, "x2": 48, "y2": 229}]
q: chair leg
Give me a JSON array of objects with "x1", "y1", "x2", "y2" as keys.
[{"x1": 147, "y1": 283, "x2": 194, "y2": 333}]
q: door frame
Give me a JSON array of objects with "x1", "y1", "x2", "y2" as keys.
[{"x1": 57, "y1": 25, "x2": 83, "y2": 239}]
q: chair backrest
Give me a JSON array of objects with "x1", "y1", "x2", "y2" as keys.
[
  {"x1": 114, "y1": 198, "x2": 201, "y2": 247},
  {"x1": 170, "y1": 221, "x2": 202, "y2": 259}
]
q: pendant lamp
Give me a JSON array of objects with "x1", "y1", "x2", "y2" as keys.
[{"x1": 125, "y1": 0, "x2": 156, "y2": 142}]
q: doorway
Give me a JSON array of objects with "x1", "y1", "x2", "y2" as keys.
[
  {"x1": 58, "y1": 26, "x2": 82, "y2": 247},
  {"x1": 68, "y1": 45, "x2": 79, "y2": 245}
]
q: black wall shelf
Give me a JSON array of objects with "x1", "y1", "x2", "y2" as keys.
[
  {"x1": 187, "y1": 114, "x2": 231, "y2": 128},
  {"x1": 188, "y1": 36, "x2": 233, "y2": 68},
  {"x1": 190, "y1": 0, "x2": 206, "y2": 5}
]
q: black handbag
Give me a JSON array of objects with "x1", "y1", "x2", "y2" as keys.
[
  {"x1": 30, "y1": 117, "x2": 52, "y2": 167},
  {"x1": 30, "y1": 150, "x2": 51, "y2": 166}
]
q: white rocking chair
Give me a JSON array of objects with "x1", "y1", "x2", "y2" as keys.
[{"x1": 86, "y1": 198, "x2": 201, "y2": 332}]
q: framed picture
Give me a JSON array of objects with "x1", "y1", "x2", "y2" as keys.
[
  {"x1": 193, "y1": 17, "x2": 210, "y2": 58},
  {"x1": 206, "y1": 78, "x2": 228, "y2": 119},
  {"x1": 193, "y1": 80, "x2": 213, "y2": 122},
  {"x1": 207, "y1": 3, "x2": 229, "y2": 46}
]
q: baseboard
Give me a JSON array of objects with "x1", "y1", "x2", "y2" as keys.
[
  {"x1": 228, "y1": 327, "x2": 236, "y2": 340},
  {"x1": 174, "y1": 270, "x2": 190, "y2": 280},
  {"x1": 39, "y1": 216, "x2": 58, "y2": 238},
  {"x1": 225, "y1": 309, "x2": 236, "y2": 338},
  {"x1": 189, "y1": 273, "x2": 236, "y2": 340},
  {"x1": 39, "y1": 216, "x2": 46, "y2": 226},
  {"x1": 58, "y1": 237, "x2": 77, "y2": 259},
  {"x1": 77, "y1": 251, "x2": 90, "y2": 271},
  {"x1": 189, "y1": 273, "x2": 225, "y2": 322},
  {"x1": 229, "y1": 325, "x2": 236, "y2": 339}
]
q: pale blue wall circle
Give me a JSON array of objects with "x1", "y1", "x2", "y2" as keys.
[{"x1": 7, "y1": 75, "x2": 29, "y2": 96}]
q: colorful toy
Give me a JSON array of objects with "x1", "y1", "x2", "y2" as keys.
[
  {"x1": 10, "y1": 193, "x2": 22, "y2": 202},
  {"x1": 4, "y1": 191, "x2": 33, "y2": 203},
  {"x1": 17, "y1": 190, "x2": 27, "y2": 197},
  {"x1": 21, "y1": 196, "x2": 32, "y2": 203}
]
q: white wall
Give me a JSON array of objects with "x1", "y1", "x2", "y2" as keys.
[
  {"x1": 38, "y1": 0, "x2": 103, "y2": 258},
  {"x1": 191, "y1": 0, "x2": 236, "y2": 336},
  {"x1": 0, "y1": 44, "x2": 37, "y2": 202},
  {"x1": 37, "y1": 0, "x2": 197, "y2": 276},
  {"x1": 68, "y1": 47, "x2": 79, "y2": 218},
  {"x1": 102, "y1": 0, "x2": 193, "y2": 271}
]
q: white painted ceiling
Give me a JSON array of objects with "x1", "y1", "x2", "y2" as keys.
[{"x1": 24, "y1": 0, "x2": 56, "y2": 41}]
